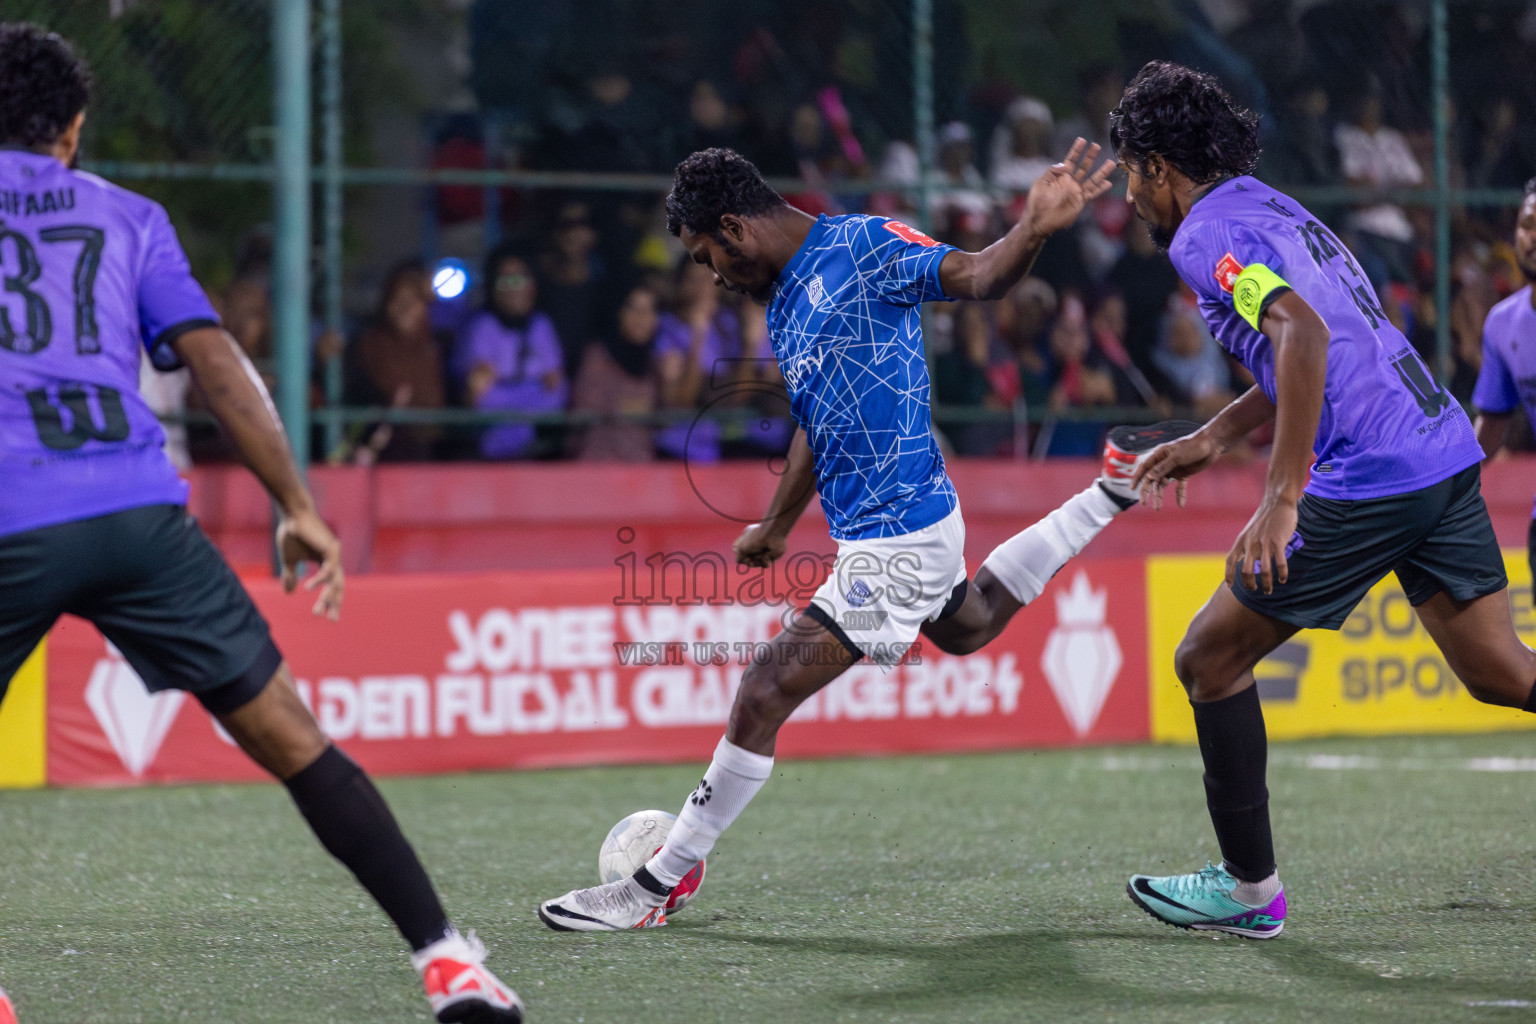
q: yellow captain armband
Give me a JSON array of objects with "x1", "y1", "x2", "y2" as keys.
[{"x1": 1232, "y1": 263, "x2": 1292, "y2": 332}]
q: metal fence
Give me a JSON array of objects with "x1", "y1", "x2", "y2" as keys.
[{"x1": 30, "y1": 0, "x2": 1536, "y2": 465}]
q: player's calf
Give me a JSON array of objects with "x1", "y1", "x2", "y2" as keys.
[
  {"x1": 726, "y1": 627, "x2": 857, "y2": 752},
  {"x1": 728, "y1": 658, "x2": 802, "y2": 751},
  {"x1": 1413, "y1": 590, "x2": 1536, "y2": 709},
  {"x1": 973, "y1": 423, "x2": 1200, "y2": 617},
  {"x1": 1454, "y1": 663, "x2": 1536, "y2": 708}
]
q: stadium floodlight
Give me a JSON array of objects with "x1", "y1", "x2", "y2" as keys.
[{"x1": 432, "y1": 258, "x2": 469, "y2": 300}]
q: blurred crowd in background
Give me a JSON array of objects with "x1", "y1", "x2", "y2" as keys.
[{"x1": 157, "y1": 0, "x2": 1536, "y2": 465}]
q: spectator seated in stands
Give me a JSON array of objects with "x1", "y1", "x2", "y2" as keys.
[
  {"x1": 680, "y1": 79, "x2": 742, "y2": 155},
  {"x1": 654, "y1": 256, "x2": 741, "y2": 463},
  {"x1": 933, "y1": 302, "x2": 1017, "y2": 456},
  {"x1": 934, "y1": 121, "x2": 993, "y2": 238},
  {"x1": 1039, "y1": 294, "x2": 1141, "y2": 456},
  {"x1": 454, "y1": 244, "x2": 568, "y2": 460},
  {"x1": 1153, "y1": 286, "x2": 1236, "y2": 418},
  {"x1": 1261, "y1": 72, "x2": 1339, "y2": 190},
  {"x1": 1333, "y1": 77, "x2": 1424, "y2": 283},
  {"x1": 1107, "y1": 217, "x2": 1181, "y2": 388},
  {"x1": 721, "y1": 302, "x2": 793, "y2": 457},
  {"x1": 990, "y1": 96, "x2": 1056, "y2": 195},
  {"x1": 538, "y1": 201, "x2": 607, "y2": 380},
  {"x1": 343, "y1": 261, "x2": 448, "y2": 463},
  {"x1": 997, "y1": 275, "x2": 1057, "y2": 410},
  {"x1": 1090, "y1": 292, "x2": 1164, "y2": 411},
  {"x1": 569, "y1": 284, "x2": 662, "y2": 462}
]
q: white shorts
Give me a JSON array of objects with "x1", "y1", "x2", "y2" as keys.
[{"x1": 808, "y1": 506, "x2": 968, "y2": 668}]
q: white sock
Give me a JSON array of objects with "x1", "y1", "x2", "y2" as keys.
[
  {"x1": 647, "y1": 737, "x2": 774, "y2": 887},
  {"x1": 1229, "y1": 868, "x2": 1282, "y2": 907},
  {"x1": 979, "y1": 484, "x2": 1121, "y2": 605},
  {"x1": 409, "y1": 928, "x2": 468, "y2": 971}
]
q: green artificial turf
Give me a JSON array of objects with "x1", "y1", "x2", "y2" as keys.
[{"x1": 2, "y1": 734, "x2": 1535, "y2": 1023}]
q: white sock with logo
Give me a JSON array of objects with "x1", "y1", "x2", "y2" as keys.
[
  {"x1": 979, "y1": 484, "x2": 1121, "y2": 605},
  {"x1": 646, "y1": 737, "x2": 775, "y2": 887}
]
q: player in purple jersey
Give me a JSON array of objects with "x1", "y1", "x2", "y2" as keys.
[
  {"x1": 0, "y1": 25, "x2": 521, "y2": 1022},
  {"x1": 1472, "y1": 179, "x2": 1536, "y2": 597},
  {"x1": 537, "y1": 146, "x2": 1204, "y2": 932},
  {"x1": 1110, "y1": 61, "x2": 1536, "y2": 940}
]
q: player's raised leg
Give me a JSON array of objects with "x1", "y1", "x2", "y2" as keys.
[
  {"x1": 1126, "y1": 586, "x2": 1294, "y2": 938},
  {"x1": 1390, "y1": 464, "x2": 1536, "y2": 710},
  {"x1": 922, "y1": 421, "x2": 1199, "y2": 655},
  {"x1": 1414, "y1": 590, "x2": 1536, "y2": 710},
  {"x1": 217, "y1": 664, "x2": 524, "y2": 1023},
  {"x1": 539, "y1": 619, "x2": 858, "y2": 931}
]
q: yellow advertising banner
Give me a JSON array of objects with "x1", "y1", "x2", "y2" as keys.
[
  {"x1": 1149, "y1": 554, "x2": 1536, "y2": 742},
  {"x1": 0, "y1": 639, "x2": 46, "y2": 787}
]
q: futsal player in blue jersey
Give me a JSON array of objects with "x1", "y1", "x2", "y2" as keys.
[
  {"x1": 0, "y1": 25, "x2": 521, "y2": 1020},
  {"x1": 1112, "y1": 62, "x2": 1536, "y2": 939},
  {"x1": 1472, "y1": 178, "x2": 1536, "y2": 593},
  {"x1": 538, "y1": 142, "x2": 1196, "y2": 931}
]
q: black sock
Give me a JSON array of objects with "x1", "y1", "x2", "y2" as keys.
[
  {"x1": 1191, "y1": 686, "x2": 1276, "y2": 883},
  {"x1": 1524, "y1": 677, "x2": 1536, "y2": 714},
  {"x1": 631, "y1": 864, "x2": 673, "y2": 899},
  {"x1": 284, "y1": 745, "x2": 451, "y2": 952}
]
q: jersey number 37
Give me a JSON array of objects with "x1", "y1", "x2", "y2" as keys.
[{"x1": 0, "y1": 224, "x2": 105, "y2": 355}]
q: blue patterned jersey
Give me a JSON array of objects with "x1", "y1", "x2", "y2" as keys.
[{"x1": 766, "y1": 214, "x2": 958, "y2": 540}]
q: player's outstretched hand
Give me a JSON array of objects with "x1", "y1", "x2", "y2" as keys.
[
  {"x1": 733, "y1": 521, "x2": 789, "y2": 568},
  {"x1": 277, "y1": 507, "x2": 345, "y2": 620},
  {"x1": 1225, "y1": 496, "x2": 1298, "y2": 595},
  {"x1": 1024, "y1": 138, "x2": 1117, "y2": 238},
  {"x1": 1131, "y1": 431, "x2": 1221, "y2": 510}
]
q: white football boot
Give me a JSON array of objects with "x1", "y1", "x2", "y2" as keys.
[{"x1": 538, "y1": 876, "x2": 669, "y2": 932}]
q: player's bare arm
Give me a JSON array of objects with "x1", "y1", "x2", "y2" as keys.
[
  {"x1": 1226, "y1": 290, "x2": 1328, "y2": 595},
  {"x1": 1474, "y1": 411, "x2": 1511, "y2": 460},
  {"x1": 1131, "y1": 290, "x2": 1326, "y2": 596},
  {"x1": 938, "y1": 138, "x2": 1116, "y2": 300},
  {"x1": 1133, "y1": 386, "x2": 1275, "y2": 511},
  {"x1": 733, "y1": 427, "x2": 816, "y2": 568},
  {"x1": 174, "y1": 326, "x2": 344, "y2": 619}
]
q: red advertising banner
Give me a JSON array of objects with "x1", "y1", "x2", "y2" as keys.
[{"x1": 45, "y1": 559, "x2": 1148, "y2": 786}]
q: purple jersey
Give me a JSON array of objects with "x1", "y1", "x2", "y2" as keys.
[
  {"x1": 1472, "y1": 285, "x2": 1536, "y2": 515},
  {"x1": 1169, "y1": 176, "x2": 1482, "y2": 499},
  {"x1": 0, "y1": 150, "x2": 218, "y2": 537}
]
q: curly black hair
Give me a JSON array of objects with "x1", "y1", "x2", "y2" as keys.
[
  {"x1": 665, "y1": 148, "x2": 786, "y2": 238},
  {"x1": 0, "y1": 23, "x2": 92, "y2": 147},
  {"x1": 1108, "y1": 61, "x2": 1260, "y2": 185}
]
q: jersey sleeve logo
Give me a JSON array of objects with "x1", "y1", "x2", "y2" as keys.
[
  {"x1": 1215, "y1": 252, "x2": 1245, "y2": 293},
  {"x1": 883, "y1": 220, "x2": 939, "y2": 247}
]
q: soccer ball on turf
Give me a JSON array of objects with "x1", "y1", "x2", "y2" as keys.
[{"x1": 598, "y1": 809, "x2": 706, "y2": 913}]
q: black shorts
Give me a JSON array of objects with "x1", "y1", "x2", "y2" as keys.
[
  {"x1": 0, "y1": 504, "x2": 281, "y2": 713},
  {"x1": 1233, "y1": 463, "x2": 1507, "y2": 630}
]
